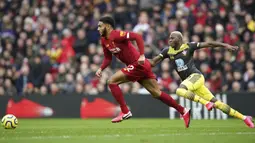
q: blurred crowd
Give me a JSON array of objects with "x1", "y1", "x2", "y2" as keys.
[{"x1": 0, "y1": 0, "x2": 255, "y2": 96}]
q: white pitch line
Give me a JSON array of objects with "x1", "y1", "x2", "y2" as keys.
[
  {"x1": 31, "y1": 135, "x2": 71, "y2": 139},
  {"x1": 1, "y1": 132, "x2": 255, "y2": 140}
]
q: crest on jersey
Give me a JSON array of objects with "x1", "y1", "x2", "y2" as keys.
[
  {"x1": 182, "y1": 50, "x2": 187, "y2": 56},
  {"x1": 120, "y1": 31, "x2": 126, "y2": 37}
]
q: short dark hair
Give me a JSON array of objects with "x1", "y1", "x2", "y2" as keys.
[{"x1": 99, "y1": 16, "x2": 115, "y2": 28}]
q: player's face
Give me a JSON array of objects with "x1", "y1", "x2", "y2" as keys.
[
  {"x1": 97, "y1": 21, "x2": 107, "y2": 37},
  {"x1": 168, "y1": 34, "x2": 179, "y2": 48}
]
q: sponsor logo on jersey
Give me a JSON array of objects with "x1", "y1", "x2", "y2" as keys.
[
  {"x1": 175, "y1": 58, "x2": 188, "y2": 72},
  {"x1": 109, "y1": 47, "x2": 121, "y2": 53}
]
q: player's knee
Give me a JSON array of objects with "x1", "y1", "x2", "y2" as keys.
[
  {"x1": 179, "y1": 84, "x2": 188, "y2": 90},
  {"x1": 210, "y1": 97, "x2": 218, "y2": 103},
  {"x1": 107, "y1": 79, "x2": 112, "y2": 85},
  {"x1": 176, "y1": 88, "x2": 187, "y2": 96},
  {"x1": 152, "y1": 91, "x2": 161, "y2": 98},
  {"x1": 107, "y1": 78, "x2": 117, "y2": 85}
]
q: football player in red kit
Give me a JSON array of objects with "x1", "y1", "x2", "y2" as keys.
[{"x1": 96, "y1": 16, "x2": 191, "y2": 128}]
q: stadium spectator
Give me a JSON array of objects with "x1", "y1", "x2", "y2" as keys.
[
  {"x1": 40, "y1": 85, "x2": 48, "y2": 96},
  {"x1": 4, "y1": 78, "x2": 17, "y2": 96},
  {"x1": 0, "y1": 0, "x2": 255, "y2": 96}
]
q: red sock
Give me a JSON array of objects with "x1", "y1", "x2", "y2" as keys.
[
  {"x1": 108, "y1": 84, "x2": 129, "y2": 114},
  {"x1": 158, "y1": 92, "x2": 185, "y2": 114}
]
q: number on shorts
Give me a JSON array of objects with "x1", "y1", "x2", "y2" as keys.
[{"x1": 125, "y1": 65, "x2": 134, "y2": 72}]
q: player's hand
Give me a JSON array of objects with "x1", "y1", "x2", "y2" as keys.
[
  {"x1": 225, "y1": 44, "x2": 239, "y2": 51},
  {"x1": 138, "y1": 54, "x2": 145, "y2": 65},
  {"x1": 95, "y1": 68, "x2": 102, "y2": 78}
]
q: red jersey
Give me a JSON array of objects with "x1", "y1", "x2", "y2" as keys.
[{"x1": 100, "y1": 30, "x2": 144, "y2": 70}]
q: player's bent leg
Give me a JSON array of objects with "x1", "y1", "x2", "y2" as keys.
[
  {"x1": 193, "y1": 85, "x2": 215, "y2": 102},
  {"x1": 138, "y1": 79, "x2": 191, "y2": 128},
  {"x1": 176, "y1": 85, "x2": 214, "y2": 111},
  {"x1": 108, "y1": 70, "x2": 132, "y2": 123},
  {"x1": 107, "y1": 70, "x2": 130, "y2": 85},
  {"x1": 192, "y1": 85, "x2": 215, "y2": 111},
  {"x1": 178, "y1": 74, "x2": 214, "y2": 111},
  {"x1": 213, "y1": 100, "x2": 254, "y2": 128}
]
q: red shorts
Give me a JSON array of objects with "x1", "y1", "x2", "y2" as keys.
[{"x1": 121, "y1": 59, "x2": 156, "y2": 82}]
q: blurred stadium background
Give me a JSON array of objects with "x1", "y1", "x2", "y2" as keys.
[
  {"x1": 0, "y1": 0, "x2": 255, "y2": 142},
  {"x1": 1, "y1": 0, "x2": 255, "y2": 96}
]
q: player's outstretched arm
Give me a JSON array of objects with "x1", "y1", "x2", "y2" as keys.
[
  {"x1": 148, "y1": 55, "x2": 163, "y2": 67},
  {"x1": 199, "y1": 41, "x2": 239, "y2": 51}
]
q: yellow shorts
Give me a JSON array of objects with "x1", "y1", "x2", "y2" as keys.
[{"x1": 181, "y1": 73, "x2": 214, "y2": 101}]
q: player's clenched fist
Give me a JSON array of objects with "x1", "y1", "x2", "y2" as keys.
[
  {"x1": 95, "y1": 68, "x2": 102, "y2": 78},
  {"x1": 225, "y1": 44, "x2": 239, "y2": 51}
]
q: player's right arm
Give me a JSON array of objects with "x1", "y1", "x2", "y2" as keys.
[
  {"x1": 149, "y1": 47, "x2": 169, "y2": 67},
  {"x1": 96, "y1": 40, "x2": 112, "y2": 77}
]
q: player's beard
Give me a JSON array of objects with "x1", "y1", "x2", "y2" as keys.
[{"x1": 101, "y1": 28, "x2": 107, "y2": 37}]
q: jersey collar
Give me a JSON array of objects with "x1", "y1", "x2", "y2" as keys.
[{"x1": 167, "y1": 43, "x2": 189, "y2": 55}]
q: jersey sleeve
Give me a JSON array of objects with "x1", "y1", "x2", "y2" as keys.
[
  {"x1": 100, "y1": 40, "x2": 112, "y2": 70},
  {"x1": 188, "y1": 42, "x2": 200, "y2": 53},
  {"x1": 159, "y1": 47, "x2": 169, "y2": 59}
]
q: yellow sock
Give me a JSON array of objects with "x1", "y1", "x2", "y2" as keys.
[
  {"x1": 176, "y1": 88, "x2": 209, "y2": 105},
  {"x1": 215, "y1": 101, "x2": 245, "y2": 120}
]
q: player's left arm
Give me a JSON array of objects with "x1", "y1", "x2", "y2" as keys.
[
  {"x1": 198, "y1": 41, "x2": 239, "y2": 51},
  {"x1": 149, "y1": 47, "x2": 169, "y2": 67},
  {"x1": 148, "y1": 55, "x2": 163, "y2": 67}
]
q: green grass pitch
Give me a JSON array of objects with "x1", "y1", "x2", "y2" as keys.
[{"x1": 1, "y1": 119, "x2": 255, "y2": 143}]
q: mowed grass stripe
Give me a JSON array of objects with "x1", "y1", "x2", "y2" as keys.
[{"x1": 0, "y1": 119, "x2": 254, "y2": 143}]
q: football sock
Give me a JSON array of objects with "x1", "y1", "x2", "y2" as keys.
[
  {"x1": 214, "y1": 101, "x2": 246, "y2": 120},
  {"x1": 158, "y1": 92, "x2": 185, "y2": 114},
  {"x1": 176, "y1": 88, "x2": 209, "y2": 105},
  {"x1": 108, "y1": 84, "x2": 129, "y2": 114}
]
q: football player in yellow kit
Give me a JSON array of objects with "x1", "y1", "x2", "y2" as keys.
[{"x1": 149, "y1": 31, "x2": 254, "y2": 128}]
